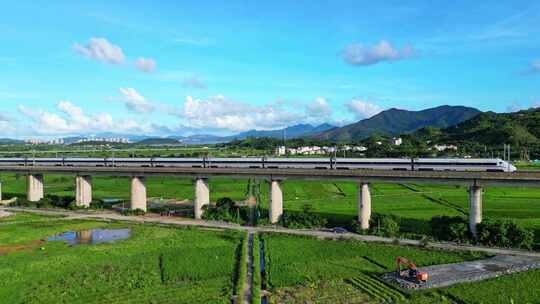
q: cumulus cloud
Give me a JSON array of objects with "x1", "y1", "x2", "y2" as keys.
[
  {"x1": 306, "y1": 97, "x2": 332, "y2": 118},
  {"x1": 118, "y1": 88, "x2": 154, "y2": 113},
  {"x1": 17, "y1": 101, "x2": 161, "y2": 135},
  {"x1": 347, "y1": 99, "x2": 383, "y2": 119},
  {"x1": 343, "y1": 40, "x2": 415, "y2": 66},
  {"x1": 182, "y1": 76, "x2": 207, "y2": 89},
  {"x1": 174, "y1": 95, "x2": 300, "y2": 131},
  {"x1": 18, "y1": 101, "x2": 114, "y2": 134},
  {"x1": 135, "y1": 57, "x2": 156, "y2": 73},
  {"x1": 74, "y1": 37, "x2": 125, "y2": 64}
]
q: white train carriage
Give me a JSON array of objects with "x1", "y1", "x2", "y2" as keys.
[
  {"x1": 64, "y1": 157, "x2": 109, "y2": 167},
  {"x1": 0, "y1": 157, "x2": 26, "y2": 166},
  {"x1": 264, "y1": 157, "x2": 331, "y2": 169},
  {"x1": 334, "y1": 158, "x2": 412, "y2": 170},
  {"x1": 414, "y1": 158, "x2": 516, "y2": 172},
  {"x1": 152, "y1": 157, "x2": 205, "y2": 168},
  {"x1": 206, "y1": 157, "x2": 264, "y2": 168}
]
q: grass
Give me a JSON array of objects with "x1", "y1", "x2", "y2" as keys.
[
  {"x1": 251, "y1": 233, "x2": 261, "y2": 304},
  {"x1": 2, "y1": 172, "x2": 540, "y2": 243},
  {"x1": 0, "y1": 213, "x2": 240, "y2": 303},
  {"x1": 235, "y1": 232, "x2": 249, "y2": 300},
  {"x1": 262, "y1": 233, "x2": 540, "y2": 304}
]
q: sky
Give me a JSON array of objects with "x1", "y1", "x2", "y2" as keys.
[{"x1": 1, "y1": 1, "x2": 540, "y2": 138}]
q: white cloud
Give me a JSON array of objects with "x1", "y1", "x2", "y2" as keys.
[
  {"x1": 306, "y1": 97, "x2": 332, "y2": 118},
  {"x1": 175, "y1": 95, "x2": 300, "y2": 131},
  {"x1": 118, "y1": 88, "x2": 154, "y2": 113},
  {"x1": 347, "y1": 99, "x2": 383, "y2": 119},
  {"x1": 182, "y1": 76, "x2": 207, "y2": 89},
  {"x1": 74, "y1": 37, "x2": 125, "y2": 64},
  {"x1": 343, "y1": 40, "x2": 415, "y2": 66},
  {"x1": 135, "y1": 57, "x2": 156, "y2": 73},
  {"x1": 18, "y1": 101, "x2": 114, "y2": 134},
  {"x1": 17, "y1": 101, "x2": 161, "y2": 135}
]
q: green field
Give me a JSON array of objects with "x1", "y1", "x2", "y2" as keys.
[
  {"x1": 0, "y1": 213, "x2": 240, "y2": 303},
  {"x1": 2, "y1": 213, "x2": 540, "y2": 303},
  {"x1": 263, "y1": 233, "x2": 540, "y2": 304},
  {"x1": 2, "y1": 173, "x2": 540, "y2": 242}
]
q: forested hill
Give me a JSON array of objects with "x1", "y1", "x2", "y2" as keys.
[
  {"x1": 428, "y1": 108, "x2": 540, "y2": 146},
  {"x1": 314, "y1": 105, "x2": 480, "y2": 141}
]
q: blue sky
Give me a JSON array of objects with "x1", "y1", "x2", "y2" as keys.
[{"x1": 1, "y1": 1, "x2": 540, "y2": 138}]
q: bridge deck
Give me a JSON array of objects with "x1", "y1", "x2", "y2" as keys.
[{"x1": 0, "y1": 166, "x2": 539, "y2": 186}]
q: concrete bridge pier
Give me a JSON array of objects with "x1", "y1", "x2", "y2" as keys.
[
  {"x1": 469, "y1": 185, "x2": 483, "y2": 238},
  {"x1": 130, "y1": 176, "x2": 147, "y2": 211},
  {"x1": 27, "y1": 174, "x2": 44, "y2": 202},
  {"x1": 358, "y1": 182, "x2": 372, "y2": 230},
  {"x1": 269, "y1": 180, "x2": 283, "y2": 224},
  {"x1": 75, "y1": 175, "x2": 92, "y2": 207},
  {"x1": 194, "y1": 178, "x2": 209, "y2": 219}
]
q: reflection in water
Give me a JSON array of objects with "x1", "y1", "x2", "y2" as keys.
[{"x1": 47, "y1": 228, "x2": 131, "y2": 245}]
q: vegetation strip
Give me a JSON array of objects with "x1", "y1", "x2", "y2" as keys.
[
  {"x1": 235, "y1": 232, "x2": 249, "y2": 302},
  {"x1": 251, "y1": 233, "x2": 261, "y2": 304}
]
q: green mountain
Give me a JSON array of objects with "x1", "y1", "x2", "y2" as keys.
[
  {"x1": 314, "y1": 105, "x2": 481, "y2": 141},
  {"x1": 431, "y1": 108, "x2": 540, "y2": 146}
]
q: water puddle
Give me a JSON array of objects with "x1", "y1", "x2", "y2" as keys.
[{"x1": 47, "y1": 228, "x2": 131, "y2": 245}]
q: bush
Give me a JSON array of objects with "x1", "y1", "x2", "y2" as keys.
[
  {"x1": 281, "y1": 204, "x2": 327, "y2": 229},
  {"x1": 370, "y1": 214, "x2": 400, "y2": 238},
  {"x1": 477, "y1": 220, "x2": 534, "y2": 249},
  {"x1": 202, "y1": 197, "x2": 247, "y2": 224},
  {"x1": 431, "y1": 216, "x2": 470, "y2": 242}
]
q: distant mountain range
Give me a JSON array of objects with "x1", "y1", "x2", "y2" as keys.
[{"x1": 315, "y1": 105, "x2": 481, "y2": 141}]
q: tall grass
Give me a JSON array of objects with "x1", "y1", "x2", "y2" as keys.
[
  {"x1": 251, "y1": 233, "x2": 261, "y2": 304},
  {"x1": 234, "y1": 232, "x2": 249, "y2": 300}
]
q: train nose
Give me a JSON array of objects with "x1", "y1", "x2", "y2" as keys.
[{"x1": 510, "y1": 164, "x2": 517, "y2": 172}]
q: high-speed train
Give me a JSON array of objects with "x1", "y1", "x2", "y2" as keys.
[{"x1": 0, "y1": 157, "x2": 517, "y2": 172}]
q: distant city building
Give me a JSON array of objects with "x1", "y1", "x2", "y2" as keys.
[
  {"x1": 433, "y1": 144, "x2": 458, "y2": 152},
  {"x1": 352, "y1": 146, "x2": 368, "y2": 152},
  {"x1": 76, "y1": 137, "x2": 130, "y2": 144},
  {"x1": 25, "y1": 138, "x2": 65, "y2": 145},
  {"x1": 277, "y1": 145, "x2": 365, "y2": 156},
  {"x1": 391, "y1": 137, "x2": 402, "y2": 146},
  {"x1": 275, "y1": 146, "x2": 286, "y2": 156}
]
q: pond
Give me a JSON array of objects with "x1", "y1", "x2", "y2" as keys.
[{"x1": 47, "y1": 228, "x2": 131, "y2": 245}]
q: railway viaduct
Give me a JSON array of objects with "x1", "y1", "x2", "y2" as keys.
[{"x1": 1, "y1": 166, "x2": 540, "y2": 237}]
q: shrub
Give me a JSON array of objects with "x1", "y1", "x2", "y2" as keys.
[
  {"x1": 477, "y1": 220, "x2": 534, "y2": 249},
  {"x1": 281, "y1": 204, "x2": 327, "y2": 229},
  {"x1": 431, "y1": 216, "x2": 470, "y2": 242},
  {"x1": 370, "y1": 214, "x2": 400, "y2": 238},
  {"x1": 202, "y1": 197, "x2": 247, "y2": 224}
]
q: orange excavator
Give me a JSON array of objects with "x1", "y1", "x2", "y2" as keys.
[{"x1": 396, "y1": 256, "x2": 428, "y2": 282}]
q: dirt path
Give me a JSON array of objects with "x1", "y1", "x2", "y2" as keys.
[
  {"x1": 3, "y1": 206, "x2": 540, "y2": 259},
  {"x1": 243, "y1": 232, "x2": 254, "y2": 304}
]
